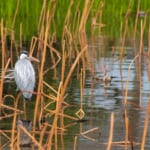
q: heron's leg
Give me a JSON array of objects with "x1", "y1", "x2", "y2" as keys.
[
  {"x1": 16, "y1": 91, "x2": 22, "y2": 115},
  {"x1": 23, "y1": 100, "x2": 27, "y2": 119}
]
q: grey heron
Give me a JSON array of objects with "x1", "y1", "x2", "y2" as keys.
[{"x1": 14, "y1": 50, "x2": 38, "y2": 100}]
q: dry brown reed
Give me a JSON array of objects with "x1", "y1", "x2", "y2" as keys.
[
  {"x1": 73, "y1": 126, "x2": 101, "y2": 150},
  {"x1": 0, "y1": 22, "x2": 15, "y2": 124},
  {"x1": 0, "y1": 0, "x2": 139, "y2": 149},
  {"x1": 80, "y1": 127, "x2": 101, "y2": 141},
  {"x1": 0, "y1": 57, "x2": 11, "y2": 104},
  {"x1": 120, "y1": 1, "x2": 131, "y2": 59},
  {"x1": 0, "y1": 19, "x2": 5, "y2": 106},
  {"x1": 119, "y1": 3, "x2": 148, "y2": 145},
  {"x1": 124, "y1": 54, "x2": 139, "y2": 107},
  {"x1": 28, "y1": 0, "x2": 90, "y2": 149},
  {"x1": 107, "y1": 112, "x2": 114, "y2": 150},
  {"x1": 12, "y1": 0, "x2": 20, "y2": 29},
  {"x1": 139, "y1": 14, "x2": 147, "y2": 54},
  {"x1": 33, "y1": 0, "x2": 57, "y2": 137},
  {"x1": 73, "y1": 136, "x2": 78, "y2": 150},
  {"x1": 148, "y1": 26, "x2": 150, "y2": 56},
  {"x1": 19, "y1": 23, "x2": 22, "y2": 50},
  {"x1": 119, "y1": 1, "x2": 132, "y2": 101},
  {"x1": 138, "y1": 14, "x2": 147, "y2": 108},
  {"x1": 140, "y1": 100, "x2": 150, "y2": 150},
  {"x1": 90, "y1": 1, "x2": 105, "y2": 78},
  {"x1": 75, "y1": 68, "x2": 85, "y2": 119},
  {"x1": 123, "y1": 54, "x2": 139, "y2": 149},
  {"x1": 36, "y1": 1, "x2": 97, "y2": 149},
  {"x1": 133, "y1": 0, "x2": 141, "y2": 41},
  {"x1": 10, "y1": 93, "x2": 21, "y2": 149}
]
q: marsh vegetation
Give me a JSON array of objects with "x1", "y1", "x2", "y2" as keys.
[{"x1": 0, "y1": 0, "x2": 150, "y2": 149}]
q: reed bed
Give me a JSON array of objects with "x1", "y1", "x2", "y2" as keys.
[
  {"x1": 0, "y1": 0, "x2": 150, "y2": 150},
  {"x1": 0, "y1": 0, "x2": 97, "y2": 149}
]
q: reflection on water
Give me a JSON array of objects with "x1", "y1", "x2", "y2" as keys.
[
  {"x1": 1, "y1": 41, "x2": 150, "y2": 150},
  {"x1": 64, "y1": 45, "x2": 150, "y2": 150}
]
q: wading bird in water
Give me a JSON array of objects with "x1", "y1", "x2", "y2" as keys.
[{"x1": 14, "y1": 50, "x2": 38, "y2": 100}]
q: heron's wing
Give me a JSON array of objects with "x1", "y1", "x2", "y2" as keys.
[{"x1": 14, "y1": 59, "x2": 35, "y2": 91}]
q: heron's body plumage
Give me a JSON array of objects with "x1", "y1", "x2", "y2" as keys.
[{"x1": 14, "y1": 52, "x2": 35, "y2": 100}]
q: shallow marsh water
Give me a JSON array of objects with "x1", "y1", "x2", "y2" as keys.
[
  {"x1": 1, "y1": 40, "x2": 150, "y2": 150},
  {"x1": 61, "y1": 43, "x2": 150, "y2": 150}
]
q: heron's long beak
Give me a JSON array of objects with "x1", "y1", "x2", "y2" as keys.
[{"x1": 29, "y1": 56, "x2": 40, "y2": 63}]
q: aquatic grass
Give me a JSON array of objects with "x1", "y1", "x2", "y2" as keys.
[
  {"x1": 1, "y1": 0, "x2": 150, "y2": 40},
  {"x1": 102, "y1": 0, "x2": 150, "y2": 38}
]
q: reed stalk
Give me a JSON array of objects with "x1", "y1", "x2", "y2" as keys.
[
  {"x1": 119, "y1": 2, "x2": 131, "y2": 101},
  {"x1": 138, "y1": 14, "x2": 147, "y2": 106},
  {"x1": 107, "y1": 112, "x2": 114, "y2": 150},
  {"x1": 61, "y1": 45, "x2": 87, "y2": 98},
  {"x1": 90, "y1": 24, "x2": 95, "y2": 76},
  {"x1": 10, "y1": 93, "x2": 21, "y2": 149},
  {"x1": 139, "y1": 15, "x2": 147, "y2": 55},
  {"x1": 33, "y1": 0, "x2": 57, "y2": 135},
  {"x1": 38, "y1": 0, "x2": 47, "y2": 33},
  {"x1": 61, "y1": 40, "x2": 66, "y2": 84},
  {"x1": 73, "y1": 136, "x2": 78, "y2": 150},
  {"x1": 60, "y1": 109, "x2": 65, "y2": 150},
  {"x1": 123, "y1": 54, "x2": 139, "y2": 149},
  {"x1": 12, "y1": 0, "x2": 20, "y2": 29},
  {"x1": 46, "y1": 82, "x2": 62, "y2": 150},
  {"x1": 16, "y1": 125, "x2": 20, "y2": 150},
  {"x1": 80, "y1": 68, "x2": 85, "y2": 110},
  {"x1": 45, "y1": 44, "x2": 87, "y2": 149},
  {"x1": 1, "y1": 103, "x2": 23, "y2": 114},
  {"x1": 2, "y1": 0, "x2": 149, "y2": 149},
  {"x1": 140, "y1": 100, "x2": 150, "y2": 150},
  {"x1": 39, "y1": 122, "x2": 47, "y2": 146},
  {"x1": 19, "y1": 23, "x2": 22, "y2": 50},
  {"x1": 72, "y1": 2, "x2": 80, "y2": 38},
  {"x1": 75, "y1": 68, "x2": 85, "y2": 119},
  {"x1": 79, "y1": 127, "x2": 100, "y2": 141},
  {"x1": 0, "y1": 19, "x2": 5, "y2": 107},
  {"x1": 0, "y1": 58, "x2": 11, "y2": 118},
  {"x1": 133, "y1": 0, "x2": 141, "y2": 41},
  {"x1": 148, "y1": 26, "x2": 150, "y2": 56},
  {"x1": 79, "y1": 0, "x2": 94, "y2": 33}
]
